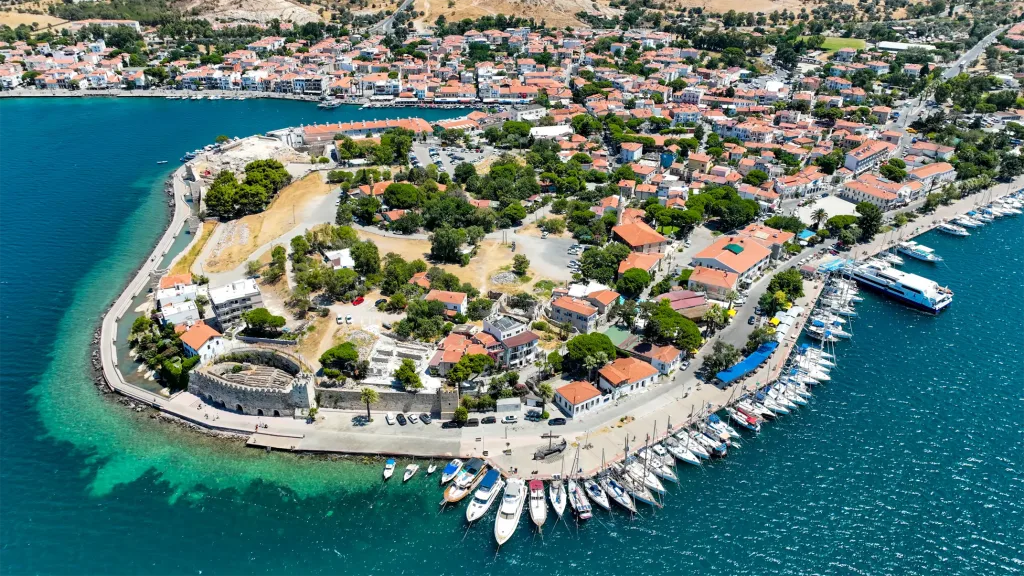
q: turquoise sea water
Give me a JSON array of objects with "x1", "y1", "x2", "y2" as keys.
[{"x1": 1, "y1": 98, "x2": 1022, "y2": 575}]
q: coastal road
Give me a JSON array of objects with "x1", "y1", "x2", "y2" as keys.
[{"x1": 98, "y1": 167, "x2": 192, "y2": 406}]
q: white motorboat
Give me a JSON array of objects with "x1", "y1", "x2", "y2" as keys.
[
  {"x1": 466, "y1": 469, "x2": 503, "y2": 523},
  {"x1": 548, "y1": 478, "x2": 567, "y2": 518},
  {"x1": 845, "y1": 259, "x2": 953, "y2": 314},
  {"x1": 583, "y1": 478, "x2": 611, "y2": 511},
  {"x1": 897, "y1": 241, "x2": 943, "y2": 263},
  {"x1": 403, "y1": 463, "x2": 419, "y2": 482},
  {"x1": 426, "y1": 462, "x2": 437, "y2": 475},
  {"x1": 954, "y1": 215, "x2": 982, "y2": 228},
  {"x1": 443, "y1": 458, "x2": 486, "y2": 503},
  {"x1": 440, "y1": 459, "x2": 463, "y2": 484},
  {"x1": 383, "y1": 458, "x2": 396, "y2": 480},
  {"x1": 494, "y1": 478, "x2": 527, "y2": 546},
  {"x1": 598, "y1": 473, "x2": 636, "y2": 513},
  {"x1": 528, "y1": 479, "x2": 547, "y2": 528},
  {"x1": 567, "y1": 479, "x2": 593, "y2": 520},
  {"x1": 878, "y1": 251, "x2": 905, "y2": 266},
  {"x1": 937, "y1": 222, "x2": 970, "y2": 237}
]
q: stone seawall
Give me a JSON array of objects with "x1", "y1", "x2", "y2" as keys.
[{"x1": 316, "y1": 388, "x2": 458, "y2": 419}]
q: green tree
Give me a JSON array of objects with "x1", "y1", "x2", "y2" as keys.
[
  {"x1": 702, "y1": 340, "x2": 741, "y2": 377},
  {"x1": 215, "y1": 134, "x2": 230, "y2": 144},
  {"x1": 855, "y1": 202, "x2": 883, "y2": 241},
  {"x1": 547, "y1": 351, "x2": 564, "y2": 374},
  {"x1": 511, "y1": 254, "x2": 530, "y2": 276},
  {"x1": 454, "y1": 406, "x2": 469, "y2": 423},
  {"x1": 241, "y1": 308, "x2": 286, "y2": 335},
  {"x1": 320, "y1": 342, "x2": 360, "y2": 376},
  {"x1": 742, "y1": 169, "x2": 769, "y2": 186},
  {"x1": 393, "y1": 358, "x2": 423, "y2": 390},
  {"x1": 616, "y1": 267, "x2": 651, "y2": 299},
  {"x1": 351, "y1": 239, "x2": 381, "y2": 275},
  {"x1": 565, "y1": 333, "x2": 616, "y2": 368},
  {"x1": 429, "y1": 225, "x2": 467, "y2": 263},
  {"x1": 766, "y1": 268, "x2": 805, "y2": 301},
  {"x1": 359, "y1": 387, "x2": 379, "y2": 420}
]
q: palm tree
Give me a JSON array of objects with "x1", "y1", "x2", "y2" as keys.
[
  {"x1": 812, "y1": 208, "x2": 828, "y2": 230},
  {"x1": 584, "y1": 355, "x2": 599, "y2": 381},
  {"x1": 537, "y1": 382, "x2": 554, "y2": 416},
  {"x1": 725, "y1": 290, "x2": 739, "y2": 307},
  {"x1": 359, "y1": 387, "x2": 379, "y2": 421},
  {"x1": 702, "y1": 304, "x2": 729, "y2": 336}
]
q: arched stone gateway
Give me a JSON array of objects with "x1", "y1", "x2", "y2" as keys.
[{"x1": 189, "y1": 347, "x2": 312, "y2": 418}]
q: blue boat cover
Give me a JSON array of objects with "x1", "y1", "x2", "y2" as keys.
[
  {"x1": 716, "y1": 342, "x2": 779, "y2": 384},
  {"x1": 478, "y1": 469, "x2": 500, "y2": 489},
  {"x1": 443, "y1": 461, "x2": 459, "y2": 474}
]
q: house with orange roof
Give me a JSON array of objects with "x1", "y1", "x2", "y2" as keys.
[
  {"x1": 159, "y1": 273, "x2": 193, "y2": 290},
  {"x1": 180, "y1": 322, "x2": 226, "y2": 364},
  {"x1": 687, "y1": 266, "x2": 740, "y2": 300},
  {"x1": 632, "y1": 342, "x2": 683, "y2": 374},
  {"x1": 691, "y1": 235, "x2": 771, "y2": 287},
  {"x1": 597, "y1": 357, "x2": 659, "y2": 395},
  {"x1": 550, "y1": 296, "x2": 599, "y2": 333},
  {"x1": 425, "y1": 290, "x2": 468, "y2": 315},
  {"x1": 737, "y1": 223, "x2": 796, "y2": 259},
  {"x1": 618, "y1": 251, "x2": 664, "y2": 276},
  {"x1": 584, "y1": 289, "x2": 621, "y2": 315},
  {"x1": 612, "y1": 222, "x2": 668, "y2": 254},
  {"x1": 409, "y1": 271, "x2": 431, "y2": 289},
  {"x1": 908, "y1": 162, "x2": 956, "y2": 191},
  {"x1": 554, "y1": 381, "x2": 604, "y2": 418}
]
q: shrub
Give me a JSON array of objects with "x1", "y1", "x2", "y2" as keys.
[
  {"x1": 532, "y1": 321, "x2": 549, "y2": 332},
  {"x1": 540, "y1": 410, "x2": 550, "y2": 419}
]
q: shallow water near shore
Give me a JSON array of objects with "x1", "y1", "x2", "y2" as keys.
[{"x1": 2, "y1": 98, "x2": 1023, "y2": 575}]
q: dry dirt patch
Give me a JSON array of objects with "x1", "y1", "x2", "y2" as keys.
[
  {"x1": 170, "y1": 221, "x2": 218, "y2": 276},
  {"x1": 204, "y1": 173, "x2": 332, "y2": 273}
]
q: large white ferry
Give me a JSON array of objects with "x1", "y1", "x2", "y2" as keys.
[{"x1": 844, "y1": 260, "x2": 953, "y2": 314}]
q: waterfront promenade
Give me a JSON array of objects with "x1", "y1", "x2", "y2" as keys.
[{"x1": 95, "y1": 165, "x2": 1022, "y2": 469}]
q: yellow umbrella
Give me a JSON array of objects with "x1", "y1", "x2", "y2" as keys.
[
  {"x1": 769, "y1": 317, "x2": 780, "y2": 326},
  {"x1": 727, "y1": 308, "x2": 737, "y2": 317}
]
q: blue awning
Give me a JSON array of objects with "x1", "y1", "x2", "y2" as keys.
[{"x1": 715, "y1": 342, "x2": 779, "y2": 385}]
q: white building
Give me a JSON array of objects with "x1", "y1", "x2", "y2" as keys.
[
  {"x1": 209, "y1": 279, "x2": 263, "y2": 327},
  {"x1": 160, "y1": 300, "x2": 201, "y2": 326},
  {"x1": 554, "y1": 381, "x2": 604, "y2": 419}
]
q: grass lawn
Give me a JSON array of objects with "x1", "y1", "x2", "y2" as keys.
[
  {"x1": 657, "y1": 225, "x2": 680, "y2": 235},
  {"x1": 801, "y1": 36, "x2": 866, "y2": 52}
]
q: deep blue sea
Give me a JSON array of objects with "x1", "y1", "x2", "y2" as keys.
[{"x1": 1, "y1": 97, "x2": 1022, "y2": 575}]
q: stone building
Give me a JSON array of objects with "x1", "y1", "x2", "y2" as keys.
[{"x1": 188, "y1": 347, "x2": 311, "y2": 417}]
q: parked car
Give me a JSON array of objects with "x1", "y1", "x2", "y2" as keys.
[
  {"x1": 385, "y1": 412, "x2": 394, "y2": 425},
  {"x1": 501, "y1": 415, "x2": 518, "y2": 424},
  {"x1": 420, "y1": 413, "x2": 432, "y2": 424},
  {"x1": 748, "y1": 315, "x2": 756, "y2": 325},
  {"x1": 681, "y1": 360, "x2": 691, "y2": 371},
  {"x1": 481, "y1": 416, "x2": 497, "y2": 424},
  {"x1": 375, "y1": 298, "x2": 387, "y2": 307},
  {"x1": 408, "y1": 413, "x2": 419, "y2": 424},
  {"x1": 465, "y1": 418, "x2": 480, "y2": 427},
  {"x1": 345, "y1": 314, "x2": 353, "y2": 324},
  {"x1": 352, "y1": 296, "x2": 365, "y2": 306},
  {"x1": 548, "y1": 418, "x2": 567, "y2": 426},
  {"x1": 441, "y1": 420, "x2": 460, "y2": 429},
  {"x1": 336, "y1": 313, "x2": 344, "y2": 325},
  {"x1": 396, "y1": 413, "x2": 407, "y2": 426},
  {"x1": 382, "y1": 323, "x2": 392, "y2": 330},
  {"x1": 754, "y1": 306, "x2": 763, "y2": 316}
]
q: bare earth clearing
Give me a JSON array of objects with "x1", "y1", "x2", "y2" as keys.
[
  {"x1": 204, "y1": 172, "x2": 333, "y2": 273},
  {"x1": 173, "y1": 0, "x2": 321, "y2": 25},
  {"x1": 415, "y1": 0, "x2": 620, "y2": 28}
]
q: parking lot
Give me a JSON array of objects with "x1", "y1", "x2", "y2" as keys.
[{"x1": 411, "y1": 142, "x2": 489, "y2": 175}]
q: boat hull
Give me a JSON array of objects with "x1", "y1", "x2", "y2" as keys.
[{"x1": 849, "y1": 274, "x2": 951, "y2": 314}]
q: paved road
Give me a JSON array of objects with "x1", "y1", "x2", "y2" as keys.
[{"x1": 368, "y1": 0, "x2": 414, "y2": 33}]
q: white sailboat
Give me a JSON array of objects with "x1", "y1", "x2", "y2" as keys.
[
  {"x1": 567, "y1": 478, "x2": 593, "y2": 520},
  {"x1": 583, "y1": 478, "x2": 611, "y2": 511},
  {"x1": 548, "y1": 478, "x2": 567, "y2": 518},
  {"x1": 494, "y1": 478, "x2": 527, "y2": 546}
]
